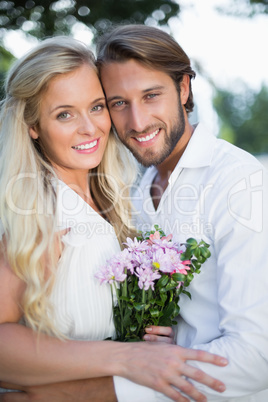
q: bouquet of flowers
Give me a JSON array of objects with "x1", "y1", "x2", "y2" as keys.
[{"x1": 96, "y1": 225, "x2": 211, "y2": 342}]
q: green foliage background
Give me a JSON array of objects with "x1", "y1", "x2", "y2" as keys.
[{"x1": 0, "y1": 0, "x2": 267, "y2": 154}]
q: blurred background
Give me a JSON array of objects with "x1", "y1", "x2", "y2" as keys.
[{"x1": 0, "y1": 0, "x2": 267, "y2": 166}]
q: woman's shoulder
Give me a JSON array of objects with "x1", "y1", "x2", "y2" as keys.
[{"x1": 54, "y1": 180, "x2": 119, "y2": 248}]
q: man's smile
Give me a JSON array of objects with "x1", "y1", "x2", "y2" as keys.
[{"x1": 134, "y1": 128, "x2": 160, "y2": 143}]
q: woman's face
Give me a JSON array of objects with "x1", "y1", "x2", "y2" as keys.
[{"x1": 29, "y1": 64, "x2": 111, "y2": 183}]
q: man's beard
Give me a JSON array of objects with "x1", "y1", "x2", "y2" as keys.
[{"x1": 114, "y1": 100, "x2": 185, "y2": 168}]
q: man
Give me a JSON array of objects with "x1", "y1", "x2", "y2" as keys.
[
  {"x1": 97, "y1": 24, "x2": 268, "y2": 401},
  {"x1": 1, "y1": 24, "x2": 268, "y2": 401}
]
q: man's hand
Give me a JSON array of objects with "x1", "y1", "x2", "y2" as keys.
[
  {"x1": 143, "y1": 325, "x2": 175, "y2": 344},
  {"x1": 0, "y1": 378, "x2": 117, "y2": 402},
  {"x1": 117, "y1": 342, "x2": 228, "y2": 402}
]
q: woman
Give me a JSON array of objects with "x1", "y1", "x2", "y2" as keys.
[{"x1": 0, "y1": 37, "x2": 226, "y2": 402}]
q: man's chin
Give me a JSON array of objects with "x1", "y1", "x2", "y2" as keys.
[
  {"x1": 133, "y1": 153, "x2": 167, "y2": 168},
  {"x1": 121, "y1": 141, "x2": 168, "y2": 167}
]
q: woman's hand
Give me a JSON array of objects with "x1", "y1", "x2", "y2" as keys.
[{"x1": 143, "y1": 325, "x2": 175, "y2": 344}]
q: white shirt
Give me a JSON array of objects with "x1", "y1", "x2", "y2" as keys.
[{"x1": 114, "y1": 123, "x2": 268, "y2": 401}]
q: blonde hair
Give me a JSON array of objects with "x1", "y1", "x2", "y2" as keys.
[{"x1": 0, "y1": 36, "x2": 137, "y2": 337}]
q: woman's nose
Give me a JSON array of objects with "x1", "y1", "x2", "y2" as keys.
[{"x1": 77, "y1": 115, "x2": 96, "y2": 135}]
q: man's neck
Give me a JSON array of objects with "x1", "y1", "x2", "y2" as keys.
[
  {"x1": 156, "y1": 122, "x2": 193, "y2": 180},
  {"x1": 150, "y1": 123, "x2": 194, "y2": 210}
]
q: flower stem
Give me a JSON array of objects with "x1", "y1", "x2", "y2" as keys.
[
  {"x1": 137, "y1": 287, "x2": 146, "y2": 337},
  {"x1": 113, "y1": 282, "x2": 124, "y2": 339}
]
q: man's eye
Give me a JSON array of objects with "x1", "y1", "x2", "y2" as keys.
[
  {"x1": 114, "y1": 100, "x2": 125, "y2": 107},
  {"x1": 147, "y1": 93, "x2": 158, "y2": 99}
]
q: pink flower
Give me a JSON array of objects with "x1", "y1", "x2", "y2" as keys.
[
  {"x1": 148, "y1": 231, "x2": 173, "y2": 246},
  {"x1": 95, "y1": 262, "x2": 127, "y2": 285},
  {"x1": 124, "y1": 237, "x2": 149, "y2": 252},
  {"x1": 151, "y1": 248, "x2": 174, "y2": 273},
  {"x1": 178, "y1": 260, "x2": 191, "y2": 275},
  {"x1": 135, "y1": 266, "x2": 161, "y2": 290},
  {"x1": 114, "y1": 248, "x2": 135, "y2": 273},
  {"x1": 149, "y1": 231, "x2": 161, "y2": 242}
]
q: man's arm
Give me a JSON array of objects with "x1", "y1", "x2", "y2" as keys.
[
  {"x1": 0, "y1": 343, "x2": 228, "y2": 402},
  {"x1": 182, "y1": 165, "x2": 268, "y2": 399}
]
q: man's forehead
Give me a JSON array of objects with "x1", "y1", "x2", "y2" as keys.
[{"x1": 100, "y1": 59, "x2": 172, "y2": 94}]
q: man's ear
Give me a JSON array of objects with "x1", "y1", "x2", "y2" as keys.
[
  {"x1": 180, "y1": 74, "x2": 190, "y2": 106},
  {"x1": 29, "y1": 126, "x2": 39, "y2": 140}
]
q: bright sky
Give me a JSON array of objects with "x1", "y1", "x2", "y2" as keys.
[
  {"x1": 169, "y1": 0, "x2": 268, "y2": 132},
  {"x1": 3, "y1": 0, "x2": 268, "y2": 134}
]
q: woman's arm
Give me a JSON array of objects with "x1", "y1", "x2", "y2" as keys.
[
  {"x1": 0, "y1": 250, "x2": 228, "y2": 401},
  {"x1": 0, "y1": 320, "x2": 228, "y2": 402}
]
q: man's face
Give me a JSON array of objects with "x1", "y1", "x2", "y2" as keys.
[{"x1": 100, "y1": 59, "x2": 186, "y2": 167}]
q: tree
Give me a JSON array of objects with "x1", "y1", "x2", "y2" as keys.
[
  {"x1": 213, "y1": 84, "x2": 268, "y2": 154},
  {"x1": 0, "y1": 44, "x2": 15, "y2": 99},
  {"x1": 217, "y1": 0, "x2": 268, "y2": 16},
  {"x1": 0, "y1": 0, "x2": 180, "y2": 40},
  {"x1": 0, "y1": 0, "x2": 180, "y2": 99}
]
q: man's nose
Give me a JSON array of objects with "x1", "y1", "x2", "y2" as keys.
[{"x1": 128, "y1": 104, "x2": 150, "y2": 133}]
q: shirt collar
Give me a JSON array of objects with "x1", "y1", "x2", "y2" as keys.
[{"x1": 177, "y1": 123, "x2": 216, "y2": 169}]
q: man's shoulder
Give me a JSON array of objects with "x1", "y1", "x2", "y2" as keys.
[
  {"x1": 196, "y1": 123, "x2": 262, "y2": 169},
  {"x1": 213, "y1": 137, "x2": 263, "y2": 170}
]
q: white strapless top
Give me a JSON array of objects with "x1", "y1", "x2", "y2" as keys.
[
  {"x1": 0, "y1": 180, "x2": 120, "y2": 341},
  {"x1": 50, "y1": 180, "x2": 120, "y2": 340}
]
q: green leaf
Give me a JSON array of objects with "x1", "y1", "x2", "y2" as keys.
[
  {"x1": 180, "y1": 248, "x2": 192, "y2": 260},
  {"x1": 135, "y1": 312, "x2": 142, "y2": 324},
  {"x1": 194, "y1": 247, "x2": 201, "y2": 258},
  {"x1": 174, "y1": 304, "x2": 180, "y2": 316},
  {"x1": 120, "y1": 296, "x2": 130, "y2": 302},
  {"x1": 186, "y1": 238, "x2": 198, "y2": 246},
  {"x1": 200, "y1": 247, "x2": 211, "y2": 259},
  {"x1": 156, "y1": 275, "x2": 169, "y2": 288},
  {"x1": 155, "y1": 300, "x2": 165, "y2": 307},
  {"x1": 160, "y1": 293, "x2": 168, "y2": 303},
  {"x1": 149, "y1": 307, "x2": 160, "y2": 318},
  {"x1": 182, "y1": 290, "x2": 192, "y2": 299},
  {"x1": 172, "y1": 273, "x2": 186, "y2": 282},
  {"x1": 162, "y1": 301, "x2": 176, "y2": 319},
  {"x1": 123, "y1": 309, "x2": 132, "y2": 327},
  {"x1": 200, "y1": 239, "x2": 210, "y2": 248},
  {"x1": 164, "y1": 280, "x2": 178, "y2": 291},
  {"x1": 133, "y1": 302, "x2": 146, "y2": 311},
  {"x1": 192, "y1": 260, "x2": 201, "y2": 269}
]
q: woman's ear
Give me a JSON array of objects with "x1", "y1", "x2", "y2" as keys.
[
  {"x1": 180, "y1": 74, "x2": 190, "y2": 106},
  {"x1": 29, "y1": 126, "x2": 39, "y2": 140}
]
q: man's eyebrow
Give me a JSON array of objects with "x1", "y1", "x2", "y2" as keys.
[
  {"x1": 106, "y1": 86, "x2": 165, "y2": 103},
  {"x1": 106, "y1": 95, "x2": 122, "y2": 104},
  {"x1": 142, "y1": 85, "x2": 165, "y2": 93}
]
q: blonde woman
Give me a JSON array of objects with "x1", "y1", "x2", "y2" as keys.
[{"x1": 0, "y1": 37, "x2": 227, "y2": 402}]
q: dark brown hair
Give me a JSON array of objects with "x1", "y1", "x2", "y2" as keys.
[{"x1": 96, "y1": 24, "x2": 196, "y2": 113}]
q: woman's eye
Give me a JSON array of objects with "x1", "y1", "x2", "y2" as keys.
[
  {"x1": 91, "y1": 104, "x2": 104, "y2": 112},
  {"x1": 57, "y1": 112, "x2": 71, "y2": 120}
]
